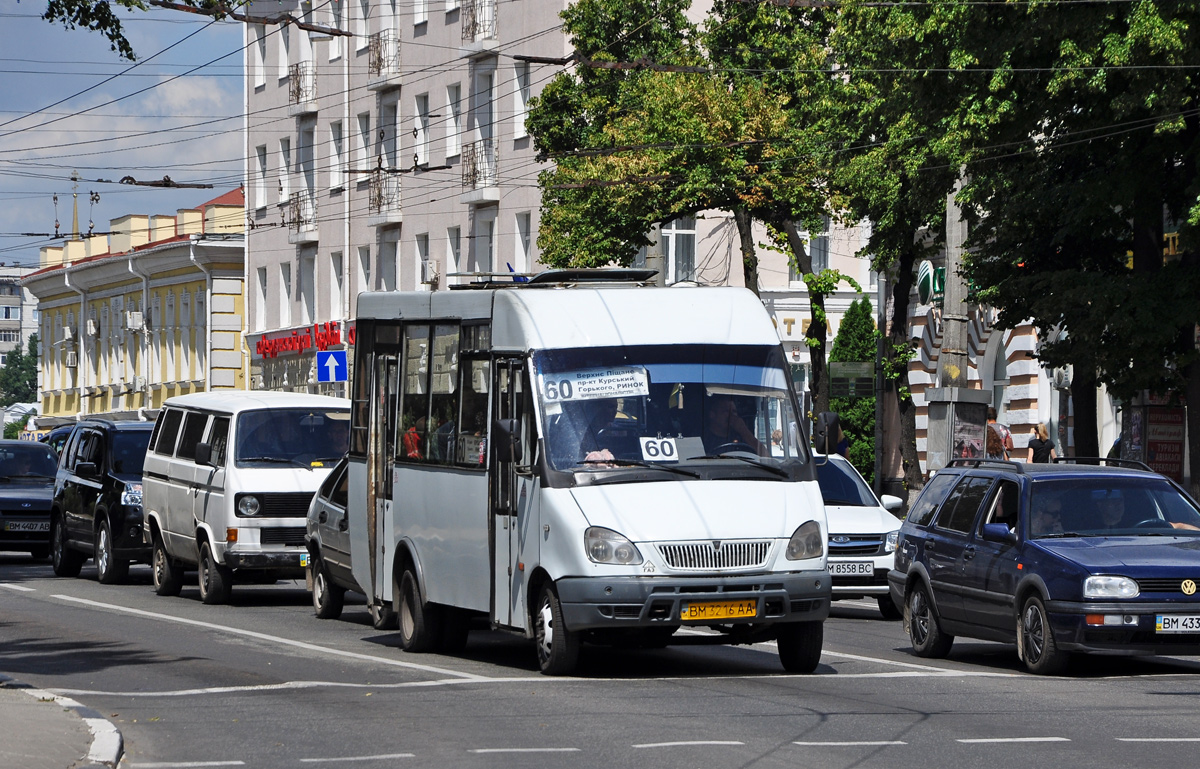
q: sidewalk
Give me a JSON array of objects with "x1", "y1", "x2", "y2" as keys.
[{"x1": 0, "y1": 674, "x2": 123, "y2": 769}]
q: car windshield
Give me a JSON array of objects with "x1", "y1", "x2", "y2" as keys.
[
  {"x1": 0, "y1": 444, "x2": 58, "y2": 479},
  {"x1": 1029, "y1": 477, "x2": 1200, "y2": 538},
  {"x1": 110, "y1": 430, "x2": 153, "y2": 475},
  {"x1": 816, "y1": 456, "x2": 877, "y2": 507},
  {"x1": 235, "y1": 408, "x2": 351, "y2": 467},
  {"x1": 534, "y1": 344, "x2": 806, "y2": 476}
]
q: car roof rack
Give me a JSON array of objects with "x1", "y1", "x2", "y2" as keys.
[
  {"x1": 945, "y1": 458, "x2": 1028, "y2": 473},
  {"x1": 450, "y1": 268, "x2": 659, "y2": 289},
  {"x1": 1052, "y1": 457, "x2": 1153, "y2": 472}
]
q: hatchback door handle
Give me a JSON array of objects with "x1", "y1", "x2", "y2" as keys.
[{"x1": 318, "y1": 511, "x2": 328, "y2": 524}]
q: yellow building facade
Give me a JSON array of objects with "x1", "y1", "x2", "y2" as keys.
[{"x1": 23, "y1": 190, "x2": 246, "y2": 426}]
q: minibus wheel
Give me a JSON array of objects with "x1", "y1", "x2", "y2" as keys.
[
  {"x1": 396, "y1": 568, "x2": 439, "y2": 650},
  {"x1": 534, "y1": 584, "x2": 580, "y2": 676},
  {"x1": 198, "y1": 541, "x2": 232, "y2": 605},
  {"x1": 777, "y1": 621, "x2": 823, "y2": 673}
]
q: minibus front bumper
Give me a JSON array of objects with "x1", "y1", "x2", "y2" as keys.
[{"x1": 555, "y1": 571, "x2": 831, "y2": 631}]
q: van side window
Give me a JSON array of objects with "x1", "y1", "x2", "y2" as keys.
[
  {"x1": 155, "y1": 409, "x2": 184, "y2": 455},
  {"x1": 936, "y1": 476, "x2": 994, "y2": 533},
  {"x1": 208, "y1": 417, "x2": 230, "y2": 467},
  {"x1": 176, "y1": 412, "x2": 210, "y2": 461},
  {"x1": 905, "y1": 472, "x2": 957, "y2": 527}
]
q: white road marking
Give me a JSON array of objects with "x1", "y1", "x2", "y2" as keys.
[
  {"x1": 793, "y1": 741, "x2": 907, "y2": 746},
  {"x1": 468, "y1": 748, "x2": 581, "y2": 754},
  {"x1": 50, "y1": 594, "x2": 486, "y2": 680},
  {"x1": 298, "y1": 753, "x2": 415, "y2": 762},
  {"x1": 632, "y1": 741, "x2": 744, "y2": 748},
  {"x1": 129, "y1": 762, "x2": 246, "y2": 768},
  {"x1": 1116, "y1": 738, "x2": 1200, "y2": 742},
  {"x1": 957, "y1": 737, "x2": 1070, "y2": 744},
  {"x1": 0, "y1": 583, "x2": 35, "y2": 591}
]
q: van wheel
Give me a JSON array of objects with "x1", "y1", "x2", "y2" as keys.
[
  {"x1": 534, "y1": 584, "x2": 580, "y2": 676},
  {"x1": 907, "y1": 581, "x2": 953, "y2": 658},
  {"x1": 152, "y1": 533, "x2": 183, "y2": 597},
  {"x1": 396, "y1": 569, "x2": 439, "y2": 650},
  {"x1": 51, "y1": 515, "x2": 84, "y2": 578},
  {"x1": 311, "y1": 555, "x2": 345, "y2": 619},
  {"x1": 198, "y1": 541, "x2": 232, "y2": 605},
  {"x1": 877, "y1": 596, "x2": 903, "y2": 621},
  {"x1": 1020, "y1": 595, "x2": 1070, "y2": 675},
  {"x1": 95, "y1": 520, "x2": 129, "y2": 585},
  {"x1": 777, "y1": 621, "x2": 823, "y2": 673}
]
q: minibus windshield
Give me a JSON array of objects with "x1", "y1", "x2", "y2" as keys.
[
  {"x1": 235, "y1": 408, "x2": 351, "y2": 467},
  {"x1": 534, "y1": 344, "x2": 806, "y2": 475}
]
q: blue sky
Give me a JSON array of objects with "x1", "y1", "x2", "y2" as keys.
[{"x1": 0, "y1": 4, "x2": 244, "y2": 270}]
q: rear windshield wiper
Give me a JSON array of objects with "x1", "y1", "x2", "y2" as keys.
[
  {"x1": 686, "y1": 454, "x2": 790, "y2": 478},
  {"x1": 238, "y1": 456, "x2": 312, "y2": 469},
  {"x1": 579, "y1": 458, "x2": 702, "y2": 479}
]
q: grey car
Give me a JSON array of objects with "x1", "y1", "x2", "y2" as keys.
[{"x1": 305, "y1": 457, "x2": 357, "y2": 619}]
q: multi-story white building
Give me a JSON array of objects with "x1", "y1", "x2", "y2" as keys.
[{"x1": 0, "y1": 265, "x2": 39, "y2": 367}]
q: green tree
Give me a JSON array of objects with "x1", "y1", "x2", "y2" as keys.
[
  {"x1": 0, "y1": 334, "x2": 40, "y2": 408},
  {"x1": 828, "y1": 297, "x2": 876, "y2": 482}
]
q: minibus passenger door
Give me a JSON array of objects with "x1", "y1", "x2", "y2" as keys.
[
  {"x1": 491, "y1": 358, "x2": 530, "y2": 629},
  {"x1": 369, "y1": 354, "x2": 399, "y2": 603}
]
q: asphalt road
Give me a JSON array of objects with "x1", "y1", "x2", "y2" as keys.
[{"x1": 3, "y1": 552, "x2": 1200, "y2": 769}]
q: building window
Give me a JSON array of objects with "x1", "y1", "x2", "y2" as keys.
[
  {"x1": 514, "y1": 211, "x2": 531, "y2": 273},
  {"x1": 252, "y1": 24, "x2": 266, "y2": 88},
  {"x1": 810, "y1": 215, "x2": 830, "y2": 273},
  {"x1": 329, "y1": 1, "x2": 343, "y2": 60},
  {"x1": 280, "y1": 263, "x2": 293, "y2": 328},
  {"x1": 446, "y1": 226, "x2": 461, "y2": 283},
  {"x1": 278, "y1": 22, "x2": 290, "y2": 80},
  {"x1": 416, "y1": 233, "x2": 430, "y2": 287},
  {"x1": 330, "y1": 252, "x2": 345, "y2": 318},
  {"x1": 446, "y1": 84, "x2": 461, "y2": 159},
  {"x1": 256, "y1": 267, "x2": 268, "y2": 331},
  {"x1": 663, "y1": 217, "x2": 696, "y2": 284},
  {"x1": 358, "y1": 246, "x2": 372, "y2": 294},
  {"x1": 255, "y1": 145, "x2": 268, "y2": 209},
  {"x1": 414, "y1": 94, "x2": 429, "y2": 166},
  {"x1": 414, "y1": 0, "x2": 427, "y2": 25},
  {"x1": 473, "y1": 212, "x2": 495, "y2": 274},
  {"x1": 278, "y1": 137, "x2": 291, "y2": 204},
  {"x1": 514, "y1": 63, "x2": 530, "y2": 139},
  {"x1": 329, "y1": 121, "x2": 344, "y2": 190},
  {"x1": 1, "y1": 306, "x2": 20, "y2": 320},
  {"x1": 300, "y1": 252, "x2": 316, "y2": 325},
  {"x1": 381, "y1": 239, "x2": 398, "y2": 291},
  {"x1": 355, "y1": 0, "x2": 369, "y2": 45},
  {"x1": 356, "y1": 112, "x2": 371, "y2": 173}
]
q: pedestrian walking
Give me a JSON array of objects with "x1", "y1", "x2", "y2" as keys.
[
  {"x1": 986, "y1": 407, "x2": 1014, "y2": 460},
  {"x1": 1027, "y1": 422, "x2": 1057, "y2": 463}
]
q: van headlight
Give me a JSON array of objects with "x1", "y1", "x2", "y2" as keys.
[
  {"x1": 121, "y1": 482, "x2": 143, "y2": 507},
  {"x1": 585, "y1": 527, "x2": 643, "y2": 565},
  {"x1": 885, "y1": 531, "x2": 899, "y2": 554},
  {"x1": 236, "y1": 495, "x2": 262, "y2": 517},
  {"x1": 786, "y1": 521, "x2": 823, "y2": 561},
  {"x1": 1084, "y1": 575, "x2": 1139, "y2": 599}
]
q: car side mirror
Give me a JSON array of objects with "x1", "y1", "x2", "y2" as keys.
[
  {"x1": 981, "y1": 522, "x2": 1016, "y2": 543},
  {"x1": 75, "y1": 461, "x2": 98, "y2": 478},
  {"x1": 494, "y1": 418, "x2": 520, "y2": 463},
  {"x1": 194, "y1": 442, "x2": 213, "y2": 466},
  {"x1": 880, "y1": 494, "x2": 904, "y2": 512}
]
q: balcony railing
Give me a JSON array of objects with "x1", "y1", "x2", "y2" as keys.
[
  {"x1": 368, "y1": 29, "x2": 401, "y2": 85},
  {"x1": 288, "y1": 61, "x2": 317, "y2": 110},
  {"x1": 289, "y1": 190, "x2": 318, "y2": 242},
  {"x1": 462, "y1": 0, "x2": 496, "y2": 42},
  {"x1": 461, "y1": 139, "x2": 498, "y2": 190},
  {"x1": 368, "y1": 170, "x2": 403, "y2": 225}
]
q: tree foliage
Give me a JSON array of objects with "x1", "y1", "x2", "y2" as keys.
[
  {"x1": 829, "y1": 297, "x2": 876, "y2": 482},
  {"x1": 0, "y1": 334, "x2": 40, "y2": 408}
]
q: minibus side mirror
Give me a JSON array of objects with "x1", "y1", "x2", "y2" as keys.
[
  {"x1": 194, "y1": 442, "x2": 213, "y2": 467},
  {"x1": 494, "y1": 419, "x2": 521, "y2": 463}
]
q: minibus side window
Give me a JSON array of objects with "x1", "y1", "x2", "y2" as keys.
[
  {"x1": 154, "y1": 409, "x2": 184, "y2": 456},
  {"x1": 458, "y1": 357, "x2": 489, "y2": 467},
  {"x1": 399, "y1": 324, "x2": 431, "y2": 462},
  {"x1": 427, "y1": 324, "x2": 460, "y2": 465},
  {"x1": 349, "y1": 319, "x2": 375, "y2": 457}
]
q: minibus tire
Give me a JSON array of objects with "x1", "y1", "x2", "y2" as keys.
[
  {"x1": 152, "y1": 534, "x2": 183, "y2": 596},
  {"x1": 396, "y1": 569, "x2": 439, "y2": 650},
  {"x1": 311, "y1": 555, "x2": 345, "y2": 619},
  {"x1": 777, "y1": 621, "x2": 823, "y2": 673},
  {"x1": 534, "y1": 584, "x2": 580, "y2": 676},
  {"x1": 198, "y1": 541, "x2": 233, "y2": 605}
]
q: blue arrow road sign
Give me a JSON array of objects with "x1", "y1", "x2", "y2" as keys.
[{"x1": 317, "y1": 350, "x2": 348, "y2": 383}]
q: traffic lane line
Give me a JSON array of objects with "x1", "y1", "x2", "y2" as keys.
[
  {"x1": 632, "y1": 741, "x2": 745, "y2": 748},
  {"x1": 50, "y1": 593, "x2": 486, "y2": 680},
  {"x1": 468, "y1": 748, "x2": 582, "y2": 754},
  {"x1": 957, "y1": 737, "x2": 1071, "y2": 743},
  {"x1": 0, "y1": 582, "x2": 35, "y2": 591},
  {"x1": 128, "y1": 762, "x2": 246, "y2": 768},
  {"x1": 298, "y1": 753, "x2": 416, "y2": 762},
  {"x1": 793, "y1": 741, "x2": 908, "y2": 746}
]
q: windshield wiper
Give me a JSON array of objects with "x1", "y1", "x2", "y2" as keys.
[
  {"x1": 5, "y1": 473, "x2": 54, "y2": 480},
  {"x1": 239, "y1": 456, "x2": 312, "y2": 469},
  {"x1": 686, "y1": 454, "x2": 790, "y2": 478},
  {"x1": 578, "y1": 458, "x2": 702, "y2": 478}
]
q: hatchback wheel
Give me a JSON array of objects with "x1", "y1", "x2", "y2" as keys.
[
  {"x1": 1019, "y1": 595, "x2": 1069, "y2": 675},
  {"x1": 51, "y1": 515, "x2": 84, "y2": 578},
  {"x1": 311, "y1": 554, "x2": 345, "y2": 619},
  {"x1": 906, "y1": 581, "x2": 953, "y2": 658},
  {"x1": 95, "y1": 520, "x2": 129, "y2": 585}
]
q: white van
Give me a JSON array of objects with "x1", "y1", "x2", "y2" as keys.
[
  {"x1": 345, "y1": 269, "x2": 831, "y2": 674},
  {"x1": 143, "y1": 391, "x2": 350, "y2": 604}
]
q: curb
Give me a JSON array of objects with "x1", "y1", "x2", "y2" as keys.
[{"x1": 0, "y1": 673, "x2": 124, "y2": 768}]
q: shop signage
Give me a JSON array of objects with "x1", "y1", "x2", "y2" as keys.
[
  {"x1": 1146, "y1": 407, "x2": 1185, "y2": 482},
  {"x1": 255, "y1": 321, "x2": 356, "y2": 359}
]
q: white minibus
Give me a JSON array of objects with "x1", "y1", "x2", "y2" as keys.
[
  {"x1": 345, "y1": 269, "x2": 830, "y2": 674},
  {"x1": 143, "y1": 391, "x2": 350, "y2": 604}
]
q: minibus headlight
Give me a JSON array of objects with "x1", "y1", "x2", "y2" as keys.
[
  {"x1": 237, "y1": 495, "x2": 262, "y2": 517},
  {"x1": 121, "y1": 482, "x2": 143, "y2": 507},
  {"x1": 786, "y1": 521, "x2": 823, "y2": 561},
  {"x1": 585, "y1": 527, "x2": 643, "y2": 565}
]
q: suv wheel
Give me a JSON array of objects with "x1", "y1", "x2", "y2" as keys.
[
  {"x1": 51, "y1": 514, "x2": 84, "y2": 578},
  {"x1": 198, "y1": 540, "x2": 233, "y2": 605},
  {"x1": 95, "y1": 520, "x2": 129, "y2": 585},
  {"x1": 906, "y1": 581, "x2": 953, "y2": 658},
  {"x1": 152, "y1": 533, "x2": 183, "y2": 597},
  {"x1": 1019, "y1": 595, "x2": 1070, "y2": 675}
]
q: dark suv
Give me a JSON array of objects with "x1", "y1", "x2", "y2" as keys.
[
  {"x1": 51, "y1": 419, "x2": 155, "y2": 583},
  {"x1": 889, "y1": 458, "x2": 1200, "y2": 674}
]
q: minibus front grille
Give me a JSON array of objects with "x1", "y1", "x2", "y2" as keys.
[
  {"x1": 258, "y1": 493, "x2": 316, "y2": 518},
  {"x1": 655, "y1": 540, "x2": 772, "y2": 571}
]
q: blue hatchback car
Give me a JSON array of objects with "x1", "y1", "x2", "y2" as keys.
[{"x1": 888, "y1": 458, "x2": 1200, "y2": 674}]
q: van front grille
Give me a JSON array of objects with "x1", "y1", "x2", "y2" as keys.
[
  {"x1": 260, "y1": 527, "x2": 306, "y2": 546},
  {"x1": 258, "y1": 493, "x2": 315, "y2": 518},
  {"x1": 655, "y1": 540, "x2": 771, "y2": 571}
]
